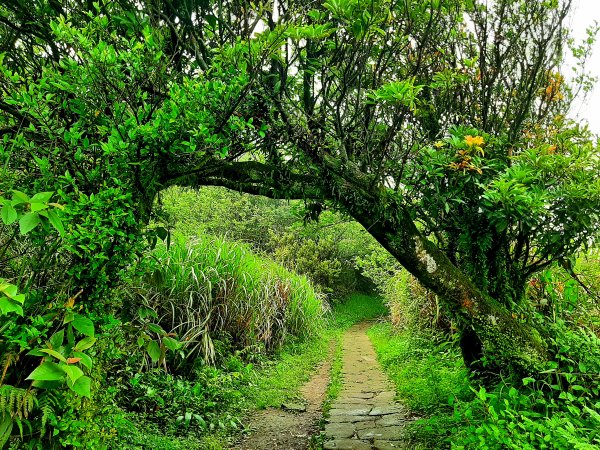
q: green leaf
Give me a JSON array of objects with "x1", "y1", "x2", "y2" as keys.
[
  {"x1": 30, "y1": 379, "x2": 63, "y2": 389},
  {"x1": 46, "y1": 210, "x2": 65, "y2": 235},
  {"x1": 155, "y1": 226, "x2": 168, "y2": 241},
  {"x1": 522, "y1": 377, "x2": 536, "y2": 386},
  {"x1": 163, "y1": 336, "x2": 181, "y2": 351},
  {"x1": 138, "y1": 306, "x2": 157, "y2": 320},
  {"x1": 0, "y1": 415, "x2": 13, "y2": 448},
  {"x1": 72, "y1": 315, "x2": 95, "y2": 337},
  {"x1": 30, "y1": 202, "x2": 48, "y2": 212},
  {"x1": 74, "y1": 336, "x2": 96, "y2": 351},
  {"x1": 1, "y1": 203, "x2": 18, "y2": 225},
  {"x1": 72, "y1": 352, "x2": 93, "y2": 369},
  {"x1": 26, "y1": 362, "x2": 65, "y2": 381},
  {"x1": 11, "y1": 190, "x2": 30, "y2": 204},
  {"x1": 63, "y1": 364, "x2": 84, "y2": 384},
  {"x1": 147, "y1": 323, "x2": 166, "y2": 335},
  {"x1": 29, "y1": 191, "x2": 53, "y2": 203},
  {"x1": 205, "y1": 14, "x2": 217, "y2": 28},
  {"x1": 69, "y1": 375, "x2": 91, "y2": 397},
  {"x1": 146, "y1": 340, "x2": 161, "y2": 363},
  {"x1": 49, "y1": 330, "x2": 65, "y2": 349},
  {"x1": 19, "y1": 212, "x2": 41, "y2": 235},
  {"x1": 0, "y1": 298, "x2": 23, "y2": 316},
  {"x1": 40, "y1": 349, "x2": 67, "y2": 363},
  {"x1": 0, "y1": 281, "x2": 17, "y2": 298},
  {"x1": 64, "y1": 311, "x2": 75, "y2": 324}
]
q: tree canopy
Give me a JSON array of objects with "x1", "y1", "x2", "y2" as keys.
[{"x1": 1, "y1": 0, "x2": 600, "y2": 374}]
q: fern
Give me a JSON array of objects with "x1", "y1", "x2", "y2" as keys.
[
  {"x1": 0, "y1": 385, "x2": 36, "y2": 419},
  {"x1": 0, "y1": 385, "x2": 36, "y2": 445},
  {"x1": 38, "y1": 391, "x2": 60, "y2": 436}
]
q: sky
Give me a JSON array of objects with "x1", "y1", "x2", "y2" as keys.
[{"x1": 567, "y1": 0, "x2": 600, "y2": 134}]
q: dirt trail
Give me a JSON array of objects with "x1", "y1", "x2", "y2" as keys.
[
  {"x1": 235, "y1": 321, "x2": 411, "y2": 450},
  {"x1": 323, "y1": 322, "x2": 413, "y2": 450},
  {"x1": 234, "y1": 350, "x2": 332, "y2": 450}
]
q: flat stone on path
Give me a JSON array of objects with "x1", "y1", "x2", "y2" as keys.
[
  {"x1": 282, "y1": 402, "x2": 307, "y2": 412},
  {"x1": 373, "y1": 440, "x2": 409, "y2": 449},
  {"x1": 323, "y1": 438, "x2": 372, "y2": 449},
  {"x1": 324, "y1": 422, "x2": 356, "y2": 438},
  {"x1": 369, "y1": 405, "x2": 406, "y2": 416},
  {"x1": 357, "y1": 425, "x2": 406, "y2": 440},
  {"x1": 323, "y1": 322, "x2": 413, "y2": 449},
  {"x1": 376, "y1": 413, "x2": 408, "y2": 427},
  {"x1": 328, "y1": 407, "x2": 371, "y2": 416}
]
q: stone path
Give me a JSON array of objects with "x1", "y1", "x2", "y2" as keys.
[
  {"x1": 323, "y1": 322, "x2": 412, "y2": 450},
  {"x1": 235, "y1": 342, "x2": 334, "y2": 450}
]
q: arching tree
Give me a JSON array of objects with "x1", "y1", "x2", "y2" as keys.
[{"x1": 1, "y1": 0, "x2": 599, "y2": 374}]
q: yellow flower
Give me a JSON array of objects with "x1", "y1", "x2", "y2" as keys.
[
  {"x1": 464, "y1": 135, "x2": 484, "y2": 147},
  {"x1": 433, "y1": 141, "x2": 444, "y2": 148}
]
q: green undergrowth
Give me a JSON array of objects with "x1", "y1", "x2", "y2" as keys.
[
  {"x1": 332, "y1": 293, "x2": 388, "y2": 329},
  {"x1": 368, "y1": 320, "x2": 600, "y2": 449},
  {"x1": 368, "y1": 323, "x2": 471, "y2": 415},
  {"x1": 367, "y1": 322, "x2": 471, "y2": 449},
  {"x1": 244, "y1": 336, "x2": 332, "y2": 409},
  {"x1": 91, "y1": 291, "x2": 387, "y2": 449}
]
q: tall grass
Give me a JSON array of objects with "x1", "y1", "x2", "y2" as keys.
[{"x1": 129, "y1": 235, "x2": 325, "y2": 364}]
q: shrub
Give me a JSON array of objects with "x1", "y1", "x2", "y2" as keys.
[
  {"x1": 127, "y1": 235, "x2": 325, "y2": 366},
  {"x1": 450, "y1": 321, "x2": 600, "y2": 449}
]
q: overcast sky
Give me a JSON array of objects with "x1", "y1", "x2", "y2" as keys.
[{"x1": 567, "y1": 0, "x2": 600, "y2": 134}]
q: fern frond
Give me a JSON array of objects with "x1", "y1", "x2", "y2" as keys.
[
  {"x1": 0, "y1": 352, "x2": 17, "y2": 385},
  {"x1": 38, "y1": 391, "x2": 60, "y2": 436},
  {"x1": 0, "y1": 385, "x2": 37, "y2": 419}
]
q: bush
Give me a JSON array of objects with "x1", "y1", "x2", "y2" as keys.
[
  {"x1": 119, "y1": 363, "x2": 250, "y2": 436},
  {"x1": 433, "y1": 321, "x2": 600, "y2": 450},
  {"x1": 366, "y1": 265, "x2": 452, "y2": 334},
  {"x1": 127, "y1": 235, "x2": 325, "y2": 366}
]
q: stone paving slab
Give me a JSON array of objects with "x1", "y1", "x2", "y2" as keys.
[
  {"x1": 373, "y1": 440, "x2": 409, "y2": 449},
  {"x1": 323, "y1": 438, "x2": 372, "y2": 449},
  {"x1": 323, "y1": 322, "x2": 413, "y2": 449}
]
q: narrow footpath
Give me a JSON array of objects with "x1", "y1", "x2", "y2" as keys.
[
  {"x1": 235, "y1": 347, "x2": 333, "y2": 450},
  {"x1": 323, "y1": 322, "x2": 412, "y2": 450}
]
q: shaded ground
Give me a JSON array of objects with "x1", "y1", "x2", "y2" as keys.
[
  {"x1": 234, "y1": 347, "x2": 333, "y2": 450},
  {"x1": 323, "y1": 322, "x2": 414, "y2": 450}
]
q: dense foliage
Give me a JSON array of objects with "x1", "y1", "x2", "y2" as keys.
[
  {"x1": 1, "y1": 0, "x2": 598, "y2": 375},
  {"x1": 1, "y1": 0, "x2": 600, "y2": 447},
  {"x1": 371, "y1": 257, "x2": 600, "y2": 449},
  {"x1": 161, "y1": 186, "x2": 379, "y2": 296}
]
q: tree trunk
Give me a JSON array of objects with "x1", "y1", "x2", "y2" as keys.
[{"x1": 328, "y1": 176, "x2": 548, "y2": 374}]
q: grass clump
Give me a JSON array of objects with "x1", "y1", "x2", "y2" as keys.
[
  {"x1": 89, "y1": 234, "x2": 328, "y2": 449},
  {"x1": 367, "y1": 323, "x2": 470, "y2": 414},
  {"x1": 129, "y1": 234, "x2": 325, "y2": 363}
]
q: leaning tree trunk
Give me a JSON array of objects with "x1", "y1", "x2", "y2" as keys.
[{"x1": 324, "y1": 162, "x2": 548, "y2": 375}]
